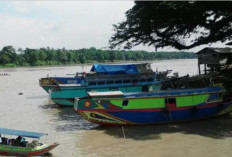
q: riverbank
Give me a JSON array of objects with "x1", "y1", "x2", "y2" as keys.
[
  {"x1": 0, "y1": 58, "x2": 196, "y2": 69},
  {"x1": 0, "y1": 46, "x2": 196, "y2": 69}
]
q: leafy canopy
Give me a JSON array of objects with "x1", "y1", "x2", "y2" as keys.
[{"x1": 110, "y1": 1, "x2": 232, "y2": 50}]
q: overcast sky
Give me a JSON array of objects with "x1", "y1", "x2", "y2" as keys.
[{"x1": 0, "y1": 1, "x2": 229, "y2": 52}]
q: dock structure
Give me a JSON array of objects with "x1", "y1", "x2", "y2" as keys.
[{"x1": 196, "y1": 47, "x2": 232, "y2": 75}]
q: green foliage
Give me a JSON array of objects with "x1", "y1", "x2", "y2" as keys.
[
  {"x1": 110, "y1": 1, "x2": 232, "y2": 50},
  {"x1": 0, "y1": 46, "x2": 196, "y2": 68},
  {"x1": 79, "y1": 54, "x2": 86, "y2": 64},
  {"x1": 3, "y1": 63, "x2": 17, "y2": 68},
  {"x1": 0, "y1": 46, "x2": 17, "y2": 65}
]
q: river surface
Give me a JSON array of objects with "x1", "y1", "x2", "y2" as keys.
[{"x1": 0, "y1": 59, "x2": 232, "y2": 157}]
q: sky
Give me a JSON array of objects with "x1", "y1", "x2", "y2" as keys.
[{"x1": 0, "y1": 1, "x2": 229, "y2": 52}]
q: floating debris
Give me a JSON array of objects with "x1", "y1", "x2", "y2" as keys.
[{"x1": 18, "y1": 92, "x2": 23, "y2": 95}]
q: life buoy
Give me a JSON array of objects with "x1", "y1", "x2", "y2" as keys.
[{"x1": 84, "y1": 100, "x2": 91, "y2": 108}]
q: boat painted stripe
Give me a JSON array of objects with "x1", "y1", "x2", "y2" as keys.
[
  {"x1": 95, "y1": 111, "x2": 134, "y2": 124},
  {"x1": 77, "y1": 102, "x2": 221, "y2": 112},
  {"x1": 78, "y1": 111, "x2": 133, "y2": 125},
  {"x1": 28, "y1": 144, "x2": 58, "y2": 156}
]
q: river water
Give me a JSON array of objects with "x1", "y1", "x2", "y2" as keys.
[{"x1": 0, "y1": 59, "x2": 232, "y2": 157}]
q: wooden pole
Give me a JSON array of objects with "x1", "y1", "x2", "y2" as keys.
[
  {"x1": 204, "y1": 64, "x2": 207, "y2": 74},
  {"x1": 198, "y1": 63, "x2": 201, "y2": 75}
]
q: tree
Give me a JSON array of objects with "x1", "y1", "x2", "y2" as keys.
[
  {"x1": 110, "y1": 1, "x2": 232, "y2": 50},
  {"x1": 57, "y1": 49, "x2": 68, "y2": 63},
  {"x1": 96, "y1": 52, "x2": 104, "y2": 62},
  {"x1": 0, "y1": 46, "x2": 17, "y2": 64},
  {"x1": 79, "y1": 54, "x2": 86, "y2": 64},
  {"x1": 24, "y1": 48, "x2": 39, "y2": 66},
  {"x1": 109, "y1": 51, "x2": 116, "y2": 62}
]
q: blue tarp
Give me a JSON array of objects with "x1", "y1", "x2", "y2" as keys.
[
  {"x1": 90, "y1": 64, "x2": 140, "y2": 74},
  {"x1": 0, "y1": 128, "x2": 47, "y2": 138}
]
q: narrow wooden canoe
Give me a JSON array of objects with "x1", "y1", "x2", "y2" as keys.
[
  {"x1": 0, "y1": 128, "x2": 58, "y2": 156},
  {"x1": 0, "y1": 143, "x2": 59, "y2": 156}
]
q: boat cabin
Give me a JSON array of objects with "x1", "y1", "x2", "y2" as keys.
[{"x1": 196, "y1": 47, "x2": 232, "y2": 74}]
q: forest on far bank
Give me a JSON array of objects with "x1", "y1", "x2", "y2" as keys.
[{"x1": 0, "y1": 46, "x2": 196, "y2": 68}]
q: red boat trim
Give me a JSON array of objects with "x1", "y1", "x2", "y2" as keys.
[{"x1": 28, "y1": 144, "x2": 58, "y2": 156}]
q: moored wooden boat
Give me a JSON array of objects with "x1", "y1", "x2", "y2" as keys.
[
  {"x1": 47, "y1": 63, "x2": 170, "y2": 106},
  {"x1": 39, "y1": 63, "x2": 157, "y2": 93},
  {"x1": 74, "y1": 86, "x2": 232, "y2": 125},
  {"x1": 0, "y1": 128, "x2": 58, "y2": 156}
]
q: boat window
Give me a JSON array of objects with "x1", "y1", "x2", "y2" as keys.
[
  {"x1": 139, "y1": 79, "x2": 146, "y2": 82},
  {"x1": 123, "y1": 80, "x2": 131, "y2": 83},
  {"x1": 122, "y1": 100, "x2": 129, "y2": 106},
  {"x1": 115, "y1": 80, "x2": 123, "y2": 84},
  {"x1": 132, "y1": 79, "x2": 138, "y2": 83},
  {"x1": 106, "y1": 81, "x2": 114, "y2": 84},
  {"x1": 148, "y1": 78, "x2": 154, "y2": 82},
  {"x1": 97, "y1": 81, "x2": 105, "y2": 85},
  {"x1": 219, "y1": 93, "x2": 223, "y2": 99},
  {"x1": 88, "y1": 82, "x2": 96, "y2": 86},
  {"x1": 165, "y1": 98, "x2": 176, "y2": 104},
  {"x1": 142, "y1": 85, "x2": 149, "y2": 92}
]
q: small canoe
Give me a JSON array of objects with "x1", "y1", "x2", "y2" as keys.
[{"x1": 0, "y1": 128, "x2": 58, "y2": 156}]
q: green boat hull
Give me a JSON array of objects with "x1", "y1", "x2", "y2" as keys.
[{"x1": 0, "y1": 143, "x2": 58, "y2": 156}]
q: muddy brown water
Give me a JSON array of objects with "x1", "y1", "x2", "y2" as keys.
[{"x1": 0, "y1": 59, "x2": 232, "y2": 157}]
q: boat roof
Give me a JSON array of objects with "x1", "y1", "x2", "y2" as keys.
[
  {"x1": 124, "y1": 87, "x2": 225, "y2": 98},
  {"x1": 86, "y1": 87, "x2": 224, "y2": 98},
  {"x1": 90, "y1": 63, "x2": 152, "y2": 75},
  {"x1": 88, "y1": 91, "x2": 124, "y2": 97},
  {"x1": 0, "y1": 128, "x2": 47, "y2": 138}
]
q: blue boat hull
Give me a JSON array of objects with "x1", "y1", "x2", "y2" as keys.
[{"x1": 77, "y1": 101, "x2": 232, "y2": 125}]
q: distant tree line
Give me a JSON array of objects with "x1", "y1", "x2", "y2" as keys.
[{"x1": 0, "y1": 46, "x2": 196, "y2": 67}]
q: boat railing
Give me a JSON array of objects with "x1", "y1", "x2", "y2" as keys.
[{"x1": 86, "y1": 77, "x2": 157, "y2": 87}]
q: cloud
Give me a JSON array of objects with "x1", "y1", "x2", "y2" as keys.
[{"x1": 0, "y1": 1, "x2": 134, "y2": 50}]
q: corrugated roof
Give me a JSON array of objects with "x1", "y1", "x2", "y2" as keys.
[{"x1": 196, "y1": 47, "x2": 232, "y2": 54}]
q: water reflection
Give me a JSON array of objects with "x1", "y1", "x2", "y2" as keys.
[
  {"x1": 96, "y1": 113, "x2": 232, "y2": 140},
  {"x1": 39, "y1": 104, "x2": 99, "y2": 131},
  {"x1": 55, "y1": 108, "x2": 99, "y2": 131}
]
